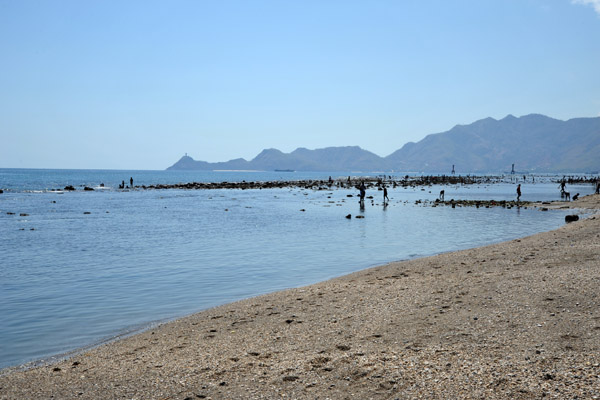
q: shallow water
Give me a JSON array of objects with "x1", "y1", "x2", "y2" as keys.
[{"x1": 0, "y1": 169, "x2": 596, "y2": 370}]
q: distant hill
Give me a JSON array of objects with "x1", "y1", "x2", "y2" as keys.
[
  {"x1": 167, "y1": 114, "x2": 600, "y2": 173},
  {"x1": 386, "y1": 114, "x2": 600, "y2": 173},
  {"x1": 167, "y1": 146, "x2": 389, "y2": 172}
]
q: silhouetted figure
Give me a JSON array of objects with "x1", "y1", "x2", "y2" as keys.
[
  {"x1": 439, "y1": 190, "x2": 445, "y2": 201},
  {"x1": 358, "y1": 181, "x2": 366, "y2": 204},
  {"x1": 383, "y1": 186, "x2": 389, "y2": 204},
  {"x1": 596, "y1": 181, "x2": 600, "y2": 194},
  {"x1": 572, "y1": 193, "x2": 579, "y2": 201},
  {"x1": 120, "y1": 180, "x2": 125, "y2": 189},
  {"x1": 130, "y1": 177, "x2": 133, "y2": 187},
  {"x1": 516, "y1": 184, "x2": 521, "y2": 202}
]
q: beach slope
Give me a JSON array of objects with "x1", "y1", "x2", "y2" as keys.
[{"x1": 1, "y1": 195, "x2": 599, "y2": 399}]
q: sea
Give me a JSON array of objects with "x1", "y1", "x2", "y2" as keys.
[{"x1": 0, "y1": 168, "x2": 597, "y2": 371}]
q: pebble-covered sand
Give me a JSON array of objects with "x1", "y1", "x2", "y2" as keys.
[{"x1": 1, "y1": 195, "x2": 599, "y2": 399}]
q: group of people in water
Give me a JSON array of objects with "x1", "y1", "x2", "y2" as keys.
[
  {"x1": 112, "y1": 175, "x2": 600, "y2": 204},
  {"x1": 118, "y1": 177, "x2": 134, "y2": 189},
  {"x1": 352, "y1": 175, "x2": 599, "y2": 206},
  {"x1": 356, "y1": 180, "x2": 389, "y2": 207},
  {"x1": 515, "y1": 176, "x2": 600, "y2": 202}
]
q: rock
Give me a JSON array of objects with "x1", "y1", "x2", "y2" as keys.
[
  {"x1": 20, "y1": 213, "x2": 29, "y2": 217},
  {"x1": 0, "y1": 189, "x2": 3, "y2": 194},
  {"x1": 565, "y1": 214, "x2": 579, "y2": 223},
  {"x1": 543, "y1": 373, "x2": 555, "y2": 380},
  {"x1": 345, "y1": 214, "x2": 352, "y2": 219},
  {"x1": 355, "y1": 215, "x2": 365, "y2": 219},
  {"x1": 84, "y1": 187, "x2": 94, "y2": 191},
  {"x1": 64, "y1": 185, "x2": 75, "y2": 191}
]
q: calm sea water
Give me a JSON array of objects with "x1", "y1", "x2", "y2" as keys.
[{"x1": 0, "y1": 169, "x2": 596, "y2": 370}]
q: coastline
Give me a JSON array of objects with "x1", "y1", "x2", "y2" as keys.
[{"x1": 1, "y1": 196, "x2": 599, "y2": 399}]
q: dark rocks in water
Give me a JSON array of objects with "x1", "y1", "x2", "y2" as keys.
[
  {"x1": 20, "y1": 213, "x2": 29, "y2": 217},
  {"x1": 0, "y1": 189, "x2": 3, "y2": 194},
  {"x1": 64, "y1": 185, "x2": 75, "y2": 191},
  {"x1": 541, "y1": 207, "x2": 549, "y2": 211},
  {"x1": 141, "y1": 175, "x2": 499, "y2": 192},
  {"x1": 345, "y1": 214, "x2": 352, "y2": 219},
  {"x1": 355, "y1": 215, "x2": 365, "y2": 219},
  {"x1": 83, "y1": 211, "x2": 91, "y2": 215},
  {"x1": 7, "y1": 212, "x2": 15, "y2": 215},
  {"x1": 565, "y1": 214, "x2": 579, "y2": 223},
  {"x1": 84, "y1": 186, "x2": 94, "y2": 191},
  {"x1": 434, "y1": 199, "x2": 525, "y2": 209}
]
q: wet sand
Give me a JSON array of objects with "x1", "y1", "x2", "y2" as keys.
[{"x1": 1, "y1": 195, "x2": 599, "y2": 399}]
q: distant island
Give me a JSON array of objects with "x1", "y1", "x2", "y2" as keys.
[{"x1": 167, "y1": 114, "x2": 600, "y2": 173}]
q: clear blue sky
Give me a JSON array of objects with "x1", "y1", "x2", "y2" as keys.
[{"x1": 1, "y1": 0, "x2": 599, "y2": 170}]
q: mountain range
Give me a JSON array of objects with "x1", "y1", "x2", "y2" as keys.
[{"x1": 167, "y1": 114, "x2": 600, "y2": 173}]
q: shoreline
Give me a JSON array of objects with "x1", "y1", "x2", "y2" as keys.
[{"x1": 1, "y1": 195, "x2": 599, "y2": 399}]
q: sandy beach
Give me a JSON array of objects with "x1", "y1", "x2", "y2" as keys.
[{"x1": 1, "y1": 195, "x2": 599, "y2": 399}]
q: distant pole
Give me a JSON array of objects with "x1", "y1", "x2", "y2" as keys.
[
  {"x1": 451, "y1": 164, "x2": 455, "y2": 175},
  {"x1": 511, "y1": 164, "x2": 515, "y2": 175}
]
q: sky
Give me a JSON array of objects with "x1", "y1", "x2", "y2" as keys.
[{"x1": 1, "y1": 0, "x2": 600, "y2": 170}]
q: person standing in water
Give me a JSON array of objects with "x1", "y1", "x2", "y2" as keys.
[
  {"x1": 383, "y1": 186, "x2": 389, "y2": 204},
  {"x1": 516, "y1": 184, "x2": 522, "y2": 202},
  {"x1": 358, "y1": 181, "x2": 366, "y2": 204},
  {"x1": 130, "y1": 177, "x2": 133, "y2": 188}
]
